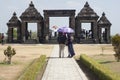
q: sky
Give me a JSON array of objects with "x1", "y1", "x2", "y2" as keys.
[{"x1": 0, "y1": 0, "x2": 119, "y2": 35}]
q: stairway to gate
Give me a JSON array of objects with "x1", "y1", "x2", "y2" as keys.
[
  {"x1": 80, "y1": 39, "x2": 95, "y2": 44},
  {"x1": 49, "y1": 37, "x2": 58, "y2": 44},
  {"x1": 24, "y1": 39, "x2": 38, "y2": 44}
]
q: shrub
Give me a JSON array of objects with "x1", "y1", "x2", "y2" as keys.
[
  {"x1": 112, "y1": 34, "x2": 120, "y2": 61},
  {"x1": 80, "y1": 54, "x2": 120, "y2": 80},
  {"x1": 4, "y1": 46, "x2": 16, "y2": 64},
  {"x1": 19, "y1": 55, "x2": 46, "y2": 80},
  {"x1": 112, "y1": 34, "x2": 120, "y2": 46}
]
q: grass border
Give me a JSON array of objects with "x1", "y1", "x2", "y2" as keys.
[
  {"x1": 18, "y1": 55, "x2": 46, "y2": 80},
  {"x1": 80, "y1": 54, "x2": 120, "y2": 80}
]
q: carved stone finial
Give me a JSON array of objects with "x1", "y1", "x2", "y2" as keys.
[
  {"x1": 102, "y1": 12, "x2": 105, "y2": 16},
  {"x1": 84, "y1": 1, "x2": 89, "y2": 7},
  {"x1": 29, "y1": 1, "x2": 34, "y2": 7},
  {"x1": 13, "y1": 12, "x2": 16, "y2": 16}
]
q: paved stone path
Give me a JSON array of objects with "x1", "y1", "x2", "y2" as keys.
[{"x1": 41, "y1": 45, "x2": 88, "y2": 80}]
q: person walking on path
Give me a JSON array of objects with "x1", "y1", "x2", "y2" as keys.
[
  {"x1": 66, "y1": 33, "x2": 75, "y2": 58},
  {"x1": 57, "y1": 32, "x2": 67, "y2": 58}
]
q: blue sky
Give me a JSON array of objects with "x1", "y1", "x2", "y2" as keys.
[{"x1": 0, "y1": 0, "x2": 119, "y2": 35}]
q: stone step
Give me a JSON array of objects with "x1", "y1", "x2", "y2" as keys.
[
  {"x1": 80, "y1": 39, "x2": 95, "y2": 44},
  {"x1": 24, "y1": 39, "x2": 38, "y2": 44},
  {"x1": 49, "y1": 39, "x2": 58, "y2": 44}
]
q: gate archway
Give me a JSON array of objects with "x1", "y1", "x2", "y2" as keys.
[
  {"x1": 7, "y1": 12, "x2": 21, "y2": 43},
  {"x1": 75, "y1": 2, "x2": 99, "y2": 43},
  {"x1": 43, "y1": 10, "x2": 75, "y2": 43},
  {"x1": 20, "y1": 1, "x2": 43, "y2": 43}
]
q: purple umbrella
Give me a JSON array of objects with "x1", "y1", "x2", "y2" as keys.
[{"x1": 57, "y1": 27, "x2": 74, "y2": 33}]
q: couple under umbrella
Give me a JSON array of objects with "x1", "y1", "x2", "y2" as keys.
[{"x1": 57, "y1": 27, "x2": 75, "y2": 58}]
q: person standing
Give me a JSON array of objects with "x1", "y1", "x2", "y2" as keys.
[
  {"x1": 57, "y1": 32, "x2": 67, "y2": 58},
  {"x1": 67, "y1": 34, "x2": 75, "y2": 58},
  {"x1": 29, "y1": 30, "x2": 32, "y2": 39},
  {"x1": 1, "y1": 33, "x2": 4, "y2": 45}
]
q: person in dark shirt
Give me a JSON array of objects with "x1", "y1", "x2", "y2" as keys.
[
  {"x1": 66, "y1": 34, "x2": 75, "y2": 58},
  {"x1": 57, "y1": 32, "x2": 67, "y2": 58},
  {"x1": 1, "y1": 33, "x2": 4, "y2": 45}
]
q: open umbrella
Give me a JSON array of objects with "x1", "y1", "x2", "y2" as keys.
[{"x1": 57, "y1": 27, "x2": 74, "y2": 33}]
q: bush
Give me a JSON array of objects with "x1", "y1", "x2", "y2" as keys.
[
  {"x1": 112, "y1": 34, "x2": 120, "y2": 46},
  {"x1": 18, "y1": 55, "x2": 46, "y2": 80},
  {"x1": 80, "y1": 54, "x2": 120, "y2": 80},
  {"x1": 4, "y1": 46, "x2": 16, "y2": 64},
  {"x1": 112, "y1": 34, "x2": 120, "y2": 61}
]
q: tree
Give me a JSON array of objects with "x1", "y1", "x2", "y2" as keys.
[
  {"x1": 13, "y1": 28, "x2": 17, "y2": 40},
  {"x1": 31, "y1": 31, "x2": 37, "y2": 39},
  {"x1": 112, "y1": 34, "x2": 120, "y2": 61},
  {"x1": 4, "y1": 46, "x2": 16, "y2": 64}
]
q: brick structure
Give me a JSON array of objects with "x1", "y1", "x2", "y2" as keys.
[
  {"x1": 75, "y1": 2, "x2": 111, "y2": 43},
  {"x1": 7, "y1": 12, "x2": 21, "y2": 43},
  {"x1": 43, "y1": 10, "x2": 75, "y2": 42},
  {"x1": 20, "y1": 1, "x2": 43, "y2": 43},
  {"x1": 75, "y1": 2, "x2": 99, "y2": 43},
  {"x1": 97, "y1": 12, "x2": 112, "y2": 43},
  {"x1": 7, "y1": 1, "x2": 111, "y2": 44}
]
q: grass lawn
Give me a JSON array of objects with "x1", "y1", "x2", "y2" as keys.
[
  {"x1": 89, "y1": 54, "x2": 120, "y2": 76},
  {"x1": 0, "y1": 44, "x2": 117, "y2": 80},
  {"x1": 0, "y1": 44, "x2": 53, "y2": 80}
]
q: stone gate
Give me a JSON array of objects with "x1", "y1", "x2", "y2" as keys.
[
  {"x1": 43, "y1": 10, "x2": 75, "y2": 43},
  {"x1": 7, "y1": 1, "x2": 111, "y2": 44}
]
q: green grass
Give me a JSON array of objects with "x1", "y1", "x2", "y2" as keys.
[
  {"x1": 0, "y1": 61, "x2": 21, "y2": 66},
  {"x1": 18, "y1": 55, "x2": 46, "y2": 80},
  {"x1": 90, "y1": 54, "x2": 120, "y2": 76},
  {"x1": 80, "y1": 54, "x2": 120, "y2": 80}
]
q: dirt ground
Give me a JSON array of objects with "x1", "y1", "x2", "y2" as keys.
[
  {"x1": 73, "y1": 44, "x2": 115, "y2": 59},
  {"x1": 0, "y1": 44, "x2": 115, "y2": 80},
  {"x1": 0, "y1": 44, "x2": 53, "y2": 80}
]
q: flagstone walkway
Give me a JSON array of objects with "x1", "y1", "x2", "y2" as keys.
[{"x1": 41, "y1": 45, "x2": 88, "y2": 80}]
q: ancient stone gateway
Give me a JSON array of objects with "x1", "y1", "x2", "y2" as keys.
[
  {"x1": 97, "y1": 12, "x2": 111, "y2": 43},
  {"x1": 7, "y1": 12, "x2": 21, "y2": 43},
  {"x1": 75, "y1": 2, "x2": 111, "y2": 43},
  {"x1": 7, "y1": 1, "x2": 111, "y2": 44},
  {"x1": 7, "y1": 1, "x2": 44, "y2": 43},
  {"x1": 20, "y1": 2, "x2": 43, "y2": 43},
  {"x1": 75, "y1": 2, "x2": 99, "y2": 43},
  {"x1": 43, "y1": 10, "x2": 75, "y2": 43}
]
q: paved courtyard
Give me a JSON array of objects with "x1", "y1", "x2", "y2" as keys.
[{"x1": 41, "y1": 45, "x2": 88, "y2": 80}]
